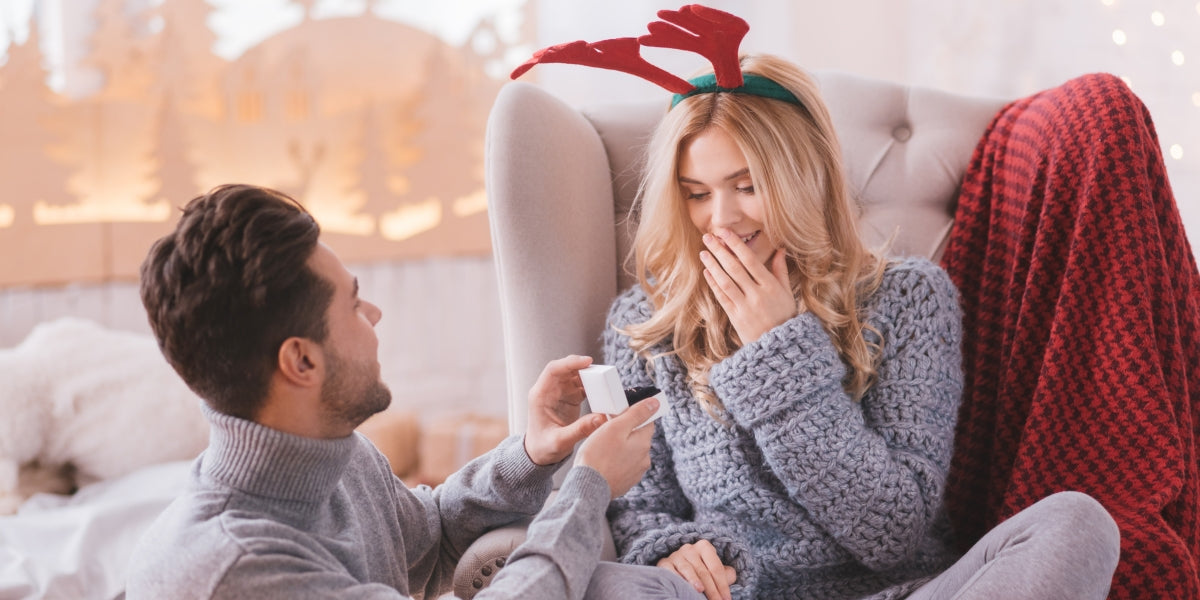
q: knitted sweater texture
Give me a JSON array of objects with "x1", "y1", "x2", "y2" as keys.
[
  {"x1": 605, "y1": 257, "x2": 964, "y2": 600},
  {"x1": 126, "y1": 408, "x2": 613, "y2": 599}
]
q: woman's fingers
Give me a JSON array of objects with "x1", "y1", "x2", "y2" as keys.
[
  {"x1": 702, "y1": 229, "x2": 789, "y2": 295},
  {"x1": 700, "y1": 230, "x2": 797, "y2": 344},
  {"x1": 716, "y1": 228, "x2": 775, "y2": 283},
  {"x1": 694, "y1": 540, "x2": 733, "y2": 600},
  {"x1": 656, "y1": 542, "x2": 732, "y2": 600},
  {"x1": 701, "y1": 253, "x2": 742, "y2": 305},
  {"x1": 769, "y1": 247, "x2": 790, "y2": 286},
  {"x1": 701, "y1": 233, "x2": 754, "y2": 289},
  {"x1": 658, "y1": 554, "x2": 704, "y2": 595}
]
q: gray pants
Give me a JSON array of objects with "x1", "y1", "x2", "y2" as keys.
[
  {"x1": 585, "y1": 491, "x2": 1120, "y2": 600},
  {"x1": 583, "y1": 562, "x2": 703, "y2": 599},
  {"x1": 907, "y1": 491, "x2": 1120, "y2": 599}
]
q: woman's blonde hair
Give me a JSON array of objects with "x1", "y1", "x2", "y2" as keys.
[{"x1": 623, "y1": 53, "x2": 887, "y2": 415}]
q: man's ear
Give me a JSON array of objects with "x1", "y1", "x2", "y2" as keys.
[{"x1": 277, "y1": 337, "x2": 323, "y2": 389}]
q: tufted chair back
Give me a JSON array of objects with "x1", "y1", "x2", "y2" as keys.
[{"x1": 485, "y1": 71, "x2": 1008, "y2": 434}]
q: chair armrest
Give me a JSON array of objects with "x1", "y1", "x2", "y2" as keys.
[
  {"x1": 452, "y1": 501, "x2": 619, "y2": 599},
  {"x1": 453, "y1": 519, "x2": 532, "y2": 600}
]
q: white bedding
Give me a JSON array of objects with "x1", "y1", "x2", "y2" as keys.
[{"x1": 0, "y1": 460, "x2": 191, "y2": 600}]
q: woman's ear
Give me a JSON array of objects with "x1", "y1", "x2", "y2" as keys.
[{"x1": 277, "y1": 337, "x2": 323, "y2": 389}]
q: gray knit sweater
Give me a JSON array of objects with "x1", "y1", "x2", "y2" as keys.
[
  {"x1": 126, "y1": 408, "x2": 612, "y2": 599},
  {"x1": 605, "y1": 257, "x2": 964, "y2": 600}
]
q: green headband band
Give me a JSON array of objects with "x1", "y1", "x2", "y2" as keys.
[{"x1": 670, "y1": 73, "x2": 802, "y2": 108}]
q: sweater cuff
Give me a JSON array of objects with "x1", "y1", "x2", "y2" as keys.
[
  {"x1": 507, "y1": 465, "x2": 613, "y2": 573},
  {"x1": 557, "y1": 465, "x2": 612, "y2": 510},
  {"x1": 489, "y1": 434, "x2": 563, "y2": 496},
  {"x1": 621, "y1": 522, "x2": 758, "y2": 592},
  {"x1": 709, "y1": 313, "x2": 844, "y2": 425}
]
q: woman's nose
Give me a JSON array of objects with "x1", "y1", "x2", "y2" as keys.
[{"x1": 710, "y1": 193, "x2": 740, "y2": 229}]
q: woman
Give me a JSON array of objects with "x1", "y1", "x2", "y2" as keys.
[{"x1": 601, "y1": 52, "x2": 1119, "y2": 600}]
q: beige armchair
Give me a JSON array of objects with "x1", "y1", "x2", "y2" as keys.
[{"x1": 452, "y1": 70, "x2": 1008, "y2": 599}]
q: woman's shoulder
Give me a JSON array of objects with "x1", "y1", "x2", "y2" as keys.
[{"x1": 873, "y1": 256, "x2": 960, "y2": 313}]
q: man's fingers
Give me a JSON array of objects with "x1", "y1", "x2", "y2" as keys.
[
  {"x1": 545, "y1": 354, "x2": 592, "y2": 377},
  {"x1": 529, "y1": 355, "x2": 591, "y2": 402},
  {"x1": 556, "y1": 412, "x2": 606, "y2": 446},
  {"x1": 605, "y1": 396, "x2": 660, "y2": 432},
  {"x1": 723, "y1": 565, "x2": 737, "y2": 584}
]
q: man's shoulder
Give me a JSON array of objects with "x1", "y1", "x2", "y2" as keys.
[
  {"x1": 125, "y1": 491, "x2": 245, "y2": 598},
  {"x1": 127, "y1": 485, "x2": 328, "y2": 595}
]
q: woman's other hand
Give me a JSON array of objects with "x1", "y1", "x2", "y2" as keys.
[{"x1": 656, "y1": 539, "x2": 736, "y2": 600}]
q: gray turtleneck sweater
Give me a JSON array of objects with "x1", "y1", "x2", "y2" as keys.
[{"x1": 125, "y1": 408, "x2": 612, "y2": 599}]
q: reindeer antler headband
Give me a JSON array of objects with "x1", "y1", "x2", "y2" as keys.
[{"x1": 511, "y1": 4, "x2": 801, "y2": 109}]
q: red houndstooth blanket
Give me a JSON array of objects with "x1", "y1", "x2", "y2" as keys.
[{"x1": 941, "y1": 72, "x2": 1200, "y2": 598}]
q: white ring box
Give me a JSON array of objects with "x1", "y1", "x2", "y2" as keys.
[{"x1": 579, "y1": 365, "x2": 669, "y2": 429}]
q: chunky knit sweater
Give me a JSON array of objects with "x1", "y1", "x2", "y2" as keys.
[
  {"x1": 605, "y1": 257, "x2": 964, "y2": 600},
  {"x1": 126, "y1": 408, "x2": 613, "y2": 599}
]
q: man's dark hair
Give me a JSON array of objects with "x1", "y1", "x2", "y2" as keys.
[{"x1": 140, "y1": 184, "x2": 335, "y2": 419}]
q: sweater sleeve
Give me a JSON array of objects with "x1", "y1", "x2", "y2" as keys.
[
  {"x1": 402, "y1": 435, "x2": 565, "y2": 597},
  {"x1": 479, "y1": 466, "x2": 614, "y2": 600},
  {"x1": 211, "y1": 442, "x2": 613, "y2": 600},
  {"x1": 211, "y1": 554, "x2": 411, "y2": 599},
  {"x1": 205, "y1": 468, "x2": 611, "y2": 600},
  {"x1": 708, "y1": 260, "x2": 964, "y2": 570},
  {"x1": 601, "y1": 288, "x2": 755, "y2": 579}
]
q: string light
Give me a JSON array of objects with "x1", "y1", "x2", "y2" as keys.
[{"x1": 1097, "y1": 1, "x2": 1196, "y2": 239}]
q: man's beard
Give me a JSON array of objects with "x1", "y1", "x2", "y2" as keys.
[{"x1": 320, "y1": 346, "x2": 392, "y2": 428}]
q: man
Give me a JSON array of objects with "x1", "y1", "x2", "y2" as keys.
[{"x1": 127, "y1": 184, "x2": 696, "y2": 599}]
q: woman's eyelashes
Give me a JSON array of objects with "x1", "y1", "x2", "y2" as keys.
[{"x1": 683, "y1": 185, "x2": 754, "y2": 201}]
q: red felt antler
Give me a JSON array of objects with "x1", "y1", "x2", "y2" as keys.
[
  {"x1": 510, "y1": 5, "x2": 751, "y2": 94},
  {"x1": 510, "y1": 38, "x2": 693, "y2": 94},
  {"x1": 639, "y1": 4, "x2": 748, "y2": 88}
]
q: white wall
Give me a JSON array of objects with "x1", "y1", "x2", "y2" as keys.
[{"x1": 0, "y1": 257, "x2": 509, "y2": 423}]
